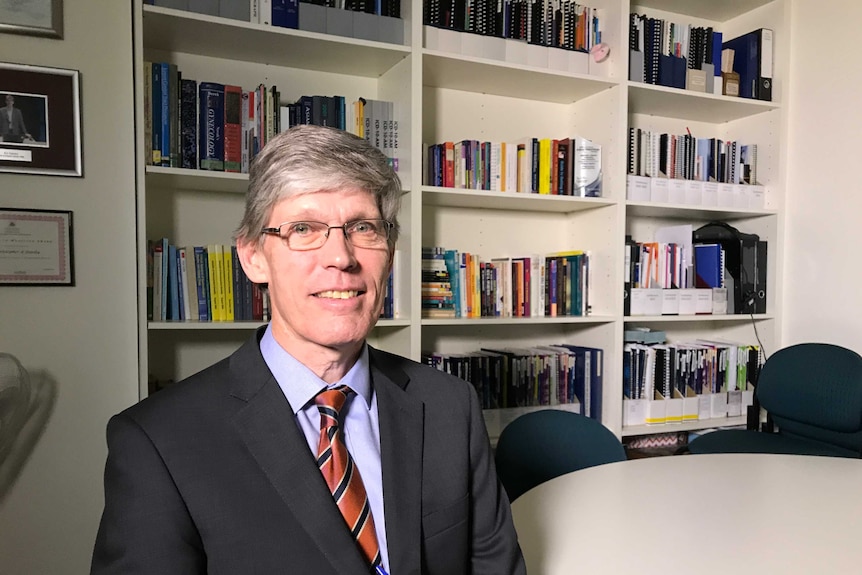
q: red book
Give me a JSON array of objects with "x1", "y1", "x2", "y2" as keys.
[{"x1": 223, "y1": 84, "x2": 243, "y2": 172}]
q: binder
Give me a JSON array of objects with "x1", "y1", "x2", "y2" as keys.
[
  {"x1": 693, "y1": 222, "x2": 763, "y2": 315},
  {"x1": 755, "y1": 240, "x2": 768, "y2": 314},
  {"x1": 722, "y1": 28, "x2": 773, "y2": 101},
  {"x1": 694, "y1": 244, "x2": 723, "y2": 288}
]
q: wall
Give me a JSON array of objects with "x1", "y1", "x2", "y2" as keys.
[
  {"x1": 783, "y1": 1, "x2": 862, "y2": 352},
  {"x1": 0, "y1": 1, "x2": 138, "y2": 573}
]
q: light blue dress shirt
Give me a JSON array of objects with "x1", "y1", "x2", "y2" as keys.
[{"x1": 259, "y1": 325, "x2": 390, "y2": 571}]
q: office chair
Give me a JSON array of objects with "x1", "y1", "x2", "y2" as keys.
[
  {"x1": 688, "y1": 343, "x2": 862, "y2": 458},
  {"x1": 494, "y1": 409, "x2": 627, "y2": 502}
]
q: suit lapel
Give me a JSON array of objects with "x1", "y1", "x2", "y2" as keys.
[
  {"x1": 228, "y1": 331, "x2": 368, "y2": 574},
  {"x1": 370, "y1": 348, "x2": 424, "y2": 575}
]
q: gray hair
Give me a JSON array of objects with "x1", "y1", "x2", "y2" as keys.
[{"x1": 234, "y1": 124, "x2": 401, "y2": 248}]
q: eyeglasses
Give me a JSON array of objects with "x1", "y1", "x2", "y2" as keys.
[{"x1": 261, "y1": 219, "x2": 393, "y2": 251}]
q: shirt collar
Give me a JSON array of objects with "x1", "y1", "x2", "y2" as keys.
[{"x1": 259, "y1": 324, "x2": 372, "y2": 415}]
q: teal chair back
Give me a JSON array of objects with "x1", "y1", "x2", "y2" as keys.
[
  {"x1": 494, "y1": 409, "x2": 626, "y2": 502},
  {"x1": 689, "y1": 343, "x2": 862, "y2": 457}
]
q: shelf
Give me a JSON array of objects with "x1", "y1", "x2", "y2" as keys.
[
  {"x1": 423, "y1": 51, "x2": 617, "y2": 103},
  {"x1": 423, "y1": 187, "x2": 615, "y2": 213},
  {"x1": 624, "y1": 314, "x2": 773, "y2": 323},
  {"x1": 625, "y1": 201, "x2": 777, "y2": 220},
  {"x1": 628, "y1": 82, "x2": 778, "y2": 122},
  {"x1": 146, "y1": 166, "x2": 248, "y2": 193},
  {"x1": 622, "y1": 415, "x2": 748, "y2": 437},
  {"x1": 633, "y1": 0, "x2": 773, "y2": 22},
  {"x1": 422, "y1": 315, "x2": 616, "y2": 326},
  {"x1": 142, "y1": 5, "x2": 410, "y2": 77}
]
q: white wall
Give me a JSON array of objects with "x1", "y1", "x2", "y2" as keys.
[
  {"x1": 783, "y1": 1, "x2": 862, "y2": 353},
  {"x1": 0, "y1": 2, "x2": 138, "y2": 573}
]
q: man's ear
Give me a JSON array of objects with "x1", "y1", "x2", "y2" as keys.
[{"x1": 236, "y1": 238, "x2": 269, "y2": 285}]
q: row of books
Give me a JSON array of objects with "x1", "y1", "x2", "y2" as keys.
[
  {"x1": 422, "y1": 246, "x2": 591, "y2": 319},
  {"x1": 423, "y1": 343, "x2": 603, "y2": 419},
  {"x1": 629, "y1": 14, "x2": 720, "y2": 88},
  {"x1": 147, "y1": 240, "x2": 269, "y2": 322},
  {"x1": 143, "y1": 62, "x2": 398, "y2": 172},
  {"x1": 146, "y1": 240, "x2": 398, "y2": 321},
  {"x1": 425, "y1": 136, "x2": 602, "y2": 196},
  {"x1": 627, "y1": 129, "x2": 757, "y2": 185},
  {"x1": 424, "y1": 0, "x2": 601, "y2": 53},
  {"x1": 623, "y1": 341, "x2": 763, "y2": 426},
  {"x1": 626, "y1": 239, "x2": 693, "y2": 291}
]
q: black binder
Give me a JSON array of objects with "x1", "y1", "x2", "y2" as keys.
[{"x1": 693, "y1": 222, "x2": 766, "y2": 314}]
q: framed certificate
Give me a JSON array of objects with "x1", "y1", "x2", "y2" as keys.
[{"x1": 0, "y1": 208, "x2": 74, "y2": 286}]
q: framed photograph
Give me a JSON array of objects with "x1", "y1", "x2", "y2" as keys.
[
  {"x1": 0, "y1": 62, "x2": 81, "y2": 176},
  {"x1": 0, "y1": 208, "x2": 74, "y2": 286},
  {"x1": 0, "y1": 0, "x2": 63, "y2": 39}
]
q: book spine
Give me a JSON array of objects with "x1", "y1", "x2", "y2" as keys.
[
  {"x1": 271, "y1": 0, "x2": 298, "y2": 28},
  {"x1": 198, "y1": 82, "x2": 225, "y2": 171},
  {"x1": 194, "y1": 246, "x2": 210, "y2": 321},
  {"x1": 223, "y1": 247, "x2": 235, "y2": 321},
  {"x1": 144, "y1": 60, "x2": 153, "y2": 166},
  {"x1": 160, "y1": 62, "x2": 171, "y2": 167},
  {"x1": 180, "y1": 79, "x2": 197, "y2": 169},
  {"x1": 223, "y1": 85, "x2": 243, "y2": 173},
  {"x1": 169, "y1": 64, "x2": 180, "y2": 167},
  {"x1": 151, "y1": 63, "x2": 162, "y2": 165}
]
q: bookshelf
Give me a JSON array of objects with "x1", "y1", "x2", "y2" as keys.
[{"x1": 133, "y1": 0, "x2": 789, "y2": 438}]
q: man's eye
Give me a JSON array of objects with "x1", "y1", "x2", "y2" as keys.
[
  {"x1": 351, "y1": 221, "x2": 375, "y2": 234},
  {"x1": 291, "y1": 223, "x2": 313, "y2": 235}
]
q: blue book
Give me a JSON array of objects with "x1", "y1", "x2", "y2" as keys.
[
  {"x1": 694, "y1": 243, "x2": 724, "y2": 288},
  {"x1": 198, "y1": 82, "x2": 225, "y2": 171},
  {"x1": 193, "y1": 246, "x2": 209, "y2": 321},
  {"x1": 271, "y1": 0, "x2": 298, "y2": 29},
  {"x1": 160, "y1": 62, "x2": 171, "y2": 167}
]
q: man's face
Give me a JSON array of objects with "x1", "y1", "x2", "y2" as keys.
[
  {"x1": 239, "y1": 188, "x2": 393, "y2": 359},
  {"x1": 4, "y1": 95, "x2": 12, "y2": 107}
]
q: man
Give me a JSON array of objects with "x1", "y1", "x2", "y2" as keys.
[
  {"x1": 0, "y1": 94, "x2": 31, "y2": 143},
  {"x1": 91, "y1": 125, "x2": 526, "y2": 574}
]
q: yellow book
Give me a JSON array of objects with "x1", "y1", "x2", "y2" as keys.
[
  {"x1": 223, "y1": 246, "x2": 235, "y2": 321},
  {"x1": 538, "y1": 138, "x2": 552, "y2": 194},
  {"x1": 207, "y1": 244, "x2": 224, "y2": 321}
]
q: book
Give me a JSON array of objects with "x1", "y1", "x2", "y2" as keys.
[
  {"x1": 694, "y1": 243, "x2": 723, "y2": 288},
  {"x1": 180, "y1": 78, "x2": 198, "y2": 169},
  {"x1": 151, "y1": 62, "x2": 162, "y2": 165},
  {"x1": 272, "y1": 0, "x2": 298, "y2": 28},
  {"x1": 223, "y1": 85, "x2": 243, "y2": 172},
  {"x1": 193, "y1": 246, "x2": 210, "y2": 321},
  {"x1": 199, "y1": 82, "x2": 225, "y2": 171},
  {"x1": 572, "y1": 137, "x2": 602, "y2": 197},
  {"x1": 143, "y1": 60, "x2": 153, "y2": 166},
  {"x1": 223, "y1": 246, "x2": 235, "y2": 321}
]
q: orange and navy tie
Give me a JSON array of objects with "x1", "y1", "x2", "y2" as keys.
[{"x1": 315, "y1": 386, "x2": 382, "y2": 570}]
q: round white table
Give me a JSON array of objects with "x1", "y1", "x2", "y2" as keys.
[{"x1": 510, "y1": 453, "x2": 862, "y2": 574}]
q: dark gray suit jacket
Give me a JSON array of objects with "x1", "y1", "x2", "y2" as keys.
[{"x1": 91, "y1": 328, "x2": 526, "y2": 574}]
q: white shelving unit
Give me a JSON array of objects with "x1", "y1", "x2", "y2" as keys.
[{"x1": 133, "y1": 0, "x2": 789, "y2": 438}]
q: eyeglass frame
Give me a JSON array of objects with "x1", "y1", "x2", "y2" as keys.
[{"x1": 260, "y1": 218, "x2": 394, "y2": 251}]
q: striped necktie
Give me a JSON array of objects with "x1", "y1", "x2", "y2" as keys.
[{"x1": 315, "y1": 385, "x2": 382, "y2": 570}]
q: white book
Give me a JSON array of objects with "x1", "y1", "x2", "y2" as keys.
[
  {"x1": 178, "y1": 247, "x2": 192, "y2": 321},
  {"x1": 259, "y1": 0, "x2": 271, "y2": 24}
]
